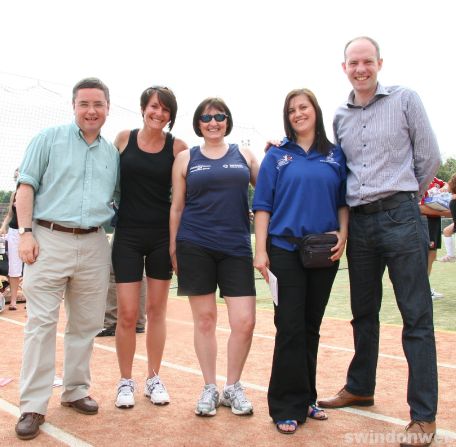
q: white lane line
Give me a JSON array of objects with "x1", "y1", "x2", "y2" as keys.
[
  {"x1": 166, "y1": 318, "x2": 456, "y2": 370},
  {"x1": 92, "y1": 342, "x2": 456, "y2": 440},
  {"x1": 3, "y1": 315, "x2": 456, "y2": 369},
  {"x1": 0, "y1": 398, "x2": 93, "y2": 446},
  {"x1": 92, "y1": 343, "x2": 269, "y2": 393},
  {"x1": 3, "y1": 315, "x2": 456, "y2": 370},
  {"x1": 3, "y1": 315, "x2": 456, "y2": 440}
]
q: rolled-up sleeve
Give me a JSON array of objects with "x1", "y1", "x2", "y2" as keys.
[{"x1": 18, "y1": 131, "x2": 51, "y2": 191}]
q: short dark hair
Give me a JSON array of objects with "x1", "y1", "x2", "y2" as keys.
[
  {"x1": 448, "y1": 173, "x2": 456, "y2": 194},
  {"x1": 283, "y1": 88, "x2": 333, "y2": 155},
  {"x1": 140, "y1": 86, "x2": 178, "y2": 131},
  {"x1": 344, "y1": 36, "x2": 381, "y2": 60},
  {"x1": 192, "y1": 97, "x2": 233, "y2": 137},
  {"x1": 72, "y1": 77, "x2": 110, "y2": 103}
]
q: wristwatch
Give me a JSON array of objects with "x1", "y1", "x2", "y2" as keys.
[{"x1": 18, "y1": 227, "x2": 33, "y2": 235}]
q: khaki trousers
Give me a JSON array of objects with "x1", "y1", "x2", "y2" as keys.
[{"x1": 20, "y1": 223, "x2": 110, "y2": 415}]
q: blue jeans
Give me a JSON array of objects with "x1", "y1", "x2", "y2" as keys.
[{"x1": 346, "y1": 199, "x2": 437, "y2": 421}]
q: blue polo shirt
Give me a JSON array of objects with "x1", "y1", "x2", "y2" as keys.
[
  {"x1": 252, "y1": 138, "x2": 347, "y2": 251},
  {"x1": 18, "y1": 122, "x2": 119, "y2": 228}
]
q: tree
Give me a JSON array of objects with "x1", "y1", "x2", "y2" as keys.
[
  {"x1": 0, "y1": 190, "x2": 12, "y2": 204},
  {"x1": 436, "y1": 157, "x2": 456, "y2": 182}
]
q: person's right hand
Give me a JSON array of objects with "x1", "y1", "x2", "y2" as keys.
[
  {"x1": 254, "y1": 251, "x2": 270, "y2": 283},
  {"x1": 0, "y1": 225, "x2": 6, "y2": 237},
  {"x1": 264, "y1": 139, "x2": 282, "y2": 153},
  {"x1": 19, "y1": 233, "x2": 39, "y2": 264},
  {"x1": 170, "y1": 248, "x2": 178, "y2": 275}
]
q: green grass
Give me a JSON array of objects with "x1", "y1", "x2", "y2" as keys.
[{"x1": 169, "y1": 249, "x2": 455, "y2": 332}]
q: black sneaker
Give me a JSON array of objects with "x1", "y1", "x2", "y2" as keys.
[
  {"x1": 96, "y1": 325, "x2": 116, "y2": 337},
  {"x1": 135, "y1": 326, "x2": 145, "y2": 334}
]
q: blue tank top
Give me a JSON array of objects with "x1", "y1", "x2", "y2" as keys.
[{"x1": 177, "y1": 144, "x2": 252, "y2": 257}]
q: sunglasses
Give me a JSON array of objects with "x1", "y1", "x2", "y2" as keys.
[{"x1": 199, "y1": 113, "x2": 229, "y2": 123}]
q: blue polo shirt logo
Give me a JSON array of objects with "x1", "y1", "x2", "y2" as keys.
[
  {"x1": 320, "y1": 150, "x2": 340, "y2": 166},
  {"x1": 276, "y1": 154, "x2": 293, "y2": 170}
]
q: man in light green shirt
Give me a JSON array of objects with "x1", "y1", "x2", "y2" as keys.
[{"x1": 14, "y1": 77, "x2": 119, "y2": 441}]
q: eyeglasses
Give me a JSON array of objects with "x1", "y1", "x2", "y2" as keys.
[{"x1": 199, "y1": 113, "x2": 229, "y2": 123}]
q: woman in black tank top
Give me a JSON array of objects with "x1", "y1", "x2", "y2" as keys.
[{"x1": 111, "y1": 86, "x2": 187, "y2": 409}]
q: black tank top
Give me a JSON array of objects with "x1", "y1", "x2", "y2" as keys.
[
  {"x1": 117, "y1": 129, "x2": 175, "y2": 228},
  {"x1": 10, "y1": 203, "x2": 18, "y2": 229}
]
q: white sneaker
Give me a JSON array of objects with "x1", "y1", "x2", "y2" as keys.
[
  {"x1": 437, "y1": 255, "x2": 456, "y2": 263},
  {"x1": 195, "y1": 384, "x2": 220, "y2": 416},
  {"x1": 221, "y1": 381, "x2": 253, "y2": 415},
  {"x1": 144, "y1": 375, "x2": 170, "y2": 405},
  {"x1": 115, "y1": 378, "x2": 135, "y2": 409},
  {"x1": 431, "y1": 288, "x2": 444, "y2": 300}
]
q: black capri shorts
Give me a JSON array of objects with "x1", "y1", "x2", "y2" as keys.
[
  {"x1": 176, "y1": 240, "x2": 256, "y2": 298},
  {"x1": 112, "y1": 227, "x2": 173, "y2": 283},
  {"x1": 426, "y1": 216, "x2": 441, "y2": 250}
]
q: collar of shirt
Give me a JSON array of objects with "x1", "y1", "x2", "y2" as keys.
[
  {"x1": 70, "y1": 121, "x2": 102, "y2": 145},
  {"x1": 346, "y1": 83, "x2": 389, "y2": 108},
  {"x1": 279, "y1": 137, "x2": 320, "y2": 159}
]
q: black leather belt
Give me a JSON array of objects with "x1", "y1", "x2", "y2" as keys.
[
  {"x1": 37, "y1": 219, "x2": 99, "y2": 234},
  {"x1": 351, "y1": 192, "x2": 415, "y2": 215}
]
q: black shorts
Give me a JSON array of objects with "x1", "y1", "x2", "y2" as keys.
[
  {"x1": 176, "y1": 240, "x2": 256, "y2": 298},
  {"x1": 112, "y1": 227, "x2": 172, "y2": 282},
  {"x1": 427, "y1": 217, "x2": 441, "y2": 250}
]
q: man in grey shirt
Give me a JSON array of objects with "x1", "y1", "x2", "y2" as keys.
[{"x1": 318, "y1": 37, "x2": 440, "y2": 446}]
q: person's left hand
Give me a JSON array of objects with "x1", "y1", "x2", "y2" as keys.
[{"x1": 328, "y1": 231, "x2": 347, "y2": 261}]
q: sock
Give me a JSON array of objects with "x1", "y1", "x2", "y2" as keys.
[{"x1": 443, "y1": 235, "x2": 455, "y2": 257}]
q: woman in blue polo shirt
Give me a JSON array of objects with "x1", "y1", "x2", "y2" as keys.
[{"x1": 253, "y1": 88, "x2": 348, "y2": 435}]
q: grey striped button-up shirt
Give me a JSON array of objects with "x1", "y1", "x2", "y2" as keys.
[{"x1": 333, "y1": 84, "x2": 441, "y2": 207}]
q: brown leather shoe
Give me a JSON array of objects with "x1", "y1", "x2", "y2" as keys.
[
  {"x1": 400, "y1": 420, "x2": 436, "y2": 447},
  {"x1": 317, "y1": 387, "x2": 374, "y2": 408},
  {"x1": 15, "y1": 412, "x2": 45, "y2": 440},
  {"x1": 61, "y1": 396, "x2": 98, "y2": 415}
]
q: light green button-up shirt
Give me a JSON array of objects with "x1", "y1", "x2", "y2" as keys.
[{"x1": 18, "y1": 122, "x2": 120, "y2": 228}]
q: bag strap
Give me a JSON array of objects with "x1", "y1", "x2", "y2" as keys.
[{"x1": 286, "y1": 236, "x2": 302, "y2": 246}]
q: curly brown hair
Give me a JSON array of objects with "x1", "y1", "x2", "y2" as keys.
[{"x1": 447, "y1": 173, "x2": 456, "y2": 194}]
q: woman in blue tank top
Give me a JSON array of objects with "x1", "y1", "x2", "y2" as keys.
[{"x1": 170, "y1": 97, "x2": 259, "y2": 417}]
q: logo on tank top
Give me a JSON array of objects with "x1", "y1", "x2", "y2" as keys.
[
  {"x1": 222, "y1": 164, "x2": 244, "y2": 169},
  {"x1": 189, "y1": 164, "x2": 211, "y2": 173},
  {"x1": 276, "y1": 154, "x2": 293, "y2": 170}
]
